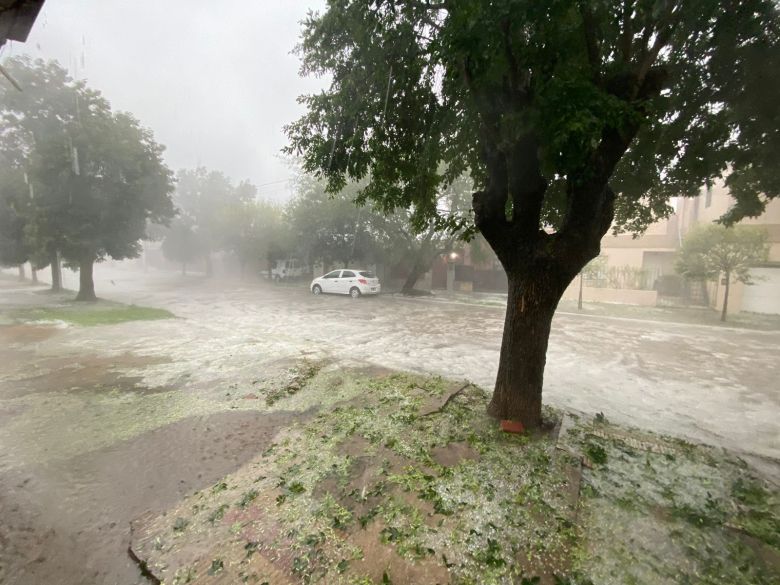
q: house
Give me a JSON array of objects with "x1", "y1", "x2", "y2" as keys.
[
  {"x1": 0, "y1": 1, "x2": 45, "y2": 47},
  {"x1": 586, "y1": 180, "x2": 780, "y2": 314},
  {"x1": 429, "y1": 237, "x2": 508, "y2": 293},
  {"x1": 425, "y1": 180, "x2": 780, "y2": 315},
  {"x1": 1, "y1": 1, "x2": 46, "y2": 90},
  {"x1": 678, "y1": 181, "x2": 780, "y2": 315}
]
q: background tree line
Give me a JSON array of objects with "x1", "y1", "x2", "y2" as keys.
[
  {"x1": 0, "y1": 57, "x2": 472, "y2": 298},
  {"x1": 157, "y1": 165, "x2": 473, "y2": 294}
]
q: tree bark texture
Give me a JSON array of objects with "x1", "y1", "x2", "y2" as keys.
[
  {"x1": 721, "y1": 270, "x2": 730, "y2": 322},
  {"x1": 401, "y1": 253, "x2": 429, "y2": 294},
  {"x1": 75, "y1": 258, "x2": 97, "y2": 301},
  {"x1": 50, "y1": 251, "x2": 62, "y2": 292},
  {"x1": 486, "y1": 268, "x2": 569, "y2": 428}
]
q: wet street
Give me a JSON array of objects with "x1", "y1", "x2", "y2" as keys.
[{"x1": 1, "y1": 265, "x2": 779, "y2": 584}]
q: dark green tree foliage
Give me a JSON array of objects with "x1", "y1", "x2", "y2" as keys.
[
  {"x1": 0, "y1": 57, "x2": 175, "y2": 300},
  {"x1": 286, "y1": 0, "x2": 780, "y2": 427},
  {"x1": 0, "y1": 156, "x2": 29, "y2": 268},
  {"x1": 0, "y1": 100, "x2": 57, "y2": 286},
  {"x1": 676, "y1": 224, "x2": 768, "y2": 321}
]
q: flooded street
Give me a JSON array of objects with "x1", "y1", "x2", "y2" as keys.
[{"x1": 1, "y1": 266, "x2": 778, "y2": 584}]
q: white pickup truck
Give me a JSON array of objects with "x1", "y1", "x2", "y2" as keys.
[{"x1": 270, "y1": 259, "x2": 308, "y2": 281}]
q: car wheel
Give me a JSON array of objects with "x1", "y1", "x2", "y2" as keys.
[
  {"x1": 349, "y1": 287, "x2": 361, "y2": 299},
  {"x1": 312, "y1": 285, "x2": 322, "y2": 295}
]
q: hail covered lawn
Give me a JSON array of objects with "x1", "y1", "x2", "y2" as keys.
[
  {"x1": 130, "y1": 366, "x2": 780, "y2": 585},
  {"x1": 2, "y1": 271, "x2": 778, "y2": 584},
  {"x1": 8, "y1": 303, "x2": 174, "y2": 326}
]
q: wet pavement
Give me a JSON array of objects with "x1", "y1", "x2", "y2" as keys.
[{"x1": 0, "y1": 265, "x2": 778, "y2": 584}]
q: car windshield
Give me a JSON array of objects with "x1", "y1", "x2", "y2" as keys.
[{"x1": 358, "y1": 271, "x2": 375, "y2": 278}]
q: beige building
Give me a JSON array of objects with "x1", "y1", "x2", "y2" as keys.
[{"x1": 566, "y1": 179, "x2": 780, "y2": 314}]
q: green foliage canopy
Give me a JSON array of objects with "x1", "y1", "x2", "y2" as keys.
[
  {"x1": 286, "y1": 0, "x2": 780, "y2": 258},
  {"x1": 0, "y1": 57, "x2": 175, "y2": 266},
  {"x1": 0, "y1": 157, "x2": 30, "y2": 267},
  {"x1": 676, "y1": 224, "x2": 769, "y2": 284}
]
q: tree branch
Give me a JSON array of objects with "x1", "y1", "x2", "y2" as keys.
[
  {"x1": 579, "y1": 2, "x2": 601, "y2": 81},
  {"x1": 461, "y1": 56, "x2": 509, "y2": 235},
  {"x1": 555, "y1": 119, "x2": 640, "y2": 271},
  {"x1": 501, "y1": 18, "x2": 527, "y2": 100},
  {"x1": 635, "y1": 4, "x2": 679, "y2": 89},
  {"x1": 619, "y1": 0, "x2": 634, "y2": 63},
  {"x1": 405, "y1": 0, "x2": 448, "y2": 14},
  {"x1": 507, "y1": 134, "x2": 547, "y2": 237}
]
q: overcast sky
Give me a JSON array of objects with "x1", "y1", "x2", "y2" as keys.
[{"x1": 2, "y1": 0, "x2": 327, "y2": 201}]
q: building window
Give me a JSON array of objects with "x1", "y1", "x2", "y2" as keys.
[{"x1": 705, "y1": 184, "x2": 713, "y2": 208}]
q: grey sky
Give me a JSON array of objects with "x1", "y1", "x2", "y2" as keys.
[{"x1": 4, "y1": 0, "x2": 327, "y2": 201}]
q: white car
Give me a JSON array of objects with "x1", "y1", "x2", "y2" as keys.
[{"x1": 310, "y1": 269, "x2": 381, "y2": 298}]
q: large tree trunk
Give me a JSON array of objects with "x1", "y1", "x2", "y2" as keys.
[
  {"x1": 468, "y1": 91, "x2": 630, "y2": 429},
  {"x1": 577, "y1": 272, "x2": 584, "y2": 310},
  {"x1": 487, "y1": 274, "x2": 564, "y2": 428},
  {"x1": 51, "y1": 253, "x2": 62, "y2": 291},
  {"x1": 75, "y1": 257, "x2": 97, "y2": 301},
  {"x1": 721, "y1": 271, "x2": 730, "y2": 322},
  {"x1": 50, "y1": 251, "x2": 62, "y2": 292},
  {"x1": 18, "y1": 264, "x2": 26, "y2": 281},
  {"x1": 31, "y1": 266, "x2": 38, "y2": 284},
  {"x1": 401, "y1": 256, "x2": 428, "y2": 294}
]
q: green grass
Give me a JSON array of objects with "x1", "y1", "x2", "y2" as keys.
[
  {"x1": 129, "y1": 367, "x2": 780, "y2": 585},
  {"x1": 9, "y1": 304, "x2": 175, "y2": 326}
]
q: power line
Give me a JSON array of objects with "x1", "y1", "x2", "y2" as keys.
[{"x1": 254, "y1": 178, "x2": 293, "y2": 189}]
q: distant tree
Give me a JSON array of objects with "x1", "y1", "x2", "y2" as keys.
[
  {"x1": 218, "y1": 196, "x2": 287, "y2": 279},
  {"x1": 0, "y1": 130, "x2": 54, "y2": 285},
  {"x1": 0, "y1": 156, "x2": 30, "y2": 278},
  {"x1": 287, "y1": 177, "x2": 377, "y2": 269},
  {"x1": 0, "y1": 57, "x2": 175, "y2": 301},
  {"x1": 161, "y1": 217, "x2": 205, "y2": 275},
  {"x1": 676, "y1": 225, "x2": 768, "y2": 321},
  {"x1": 287, "y1": 0, "x2": 780, "y2": 428},
  {"x1": 370, "y1": 173, "x2": 472, "y2": 294},
  {"x1": 376, "y1": 219, "x2": 455, "y2": 294},
  {"x1": 174, "y1": 167, "x2": 250, "y2": 276}
]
